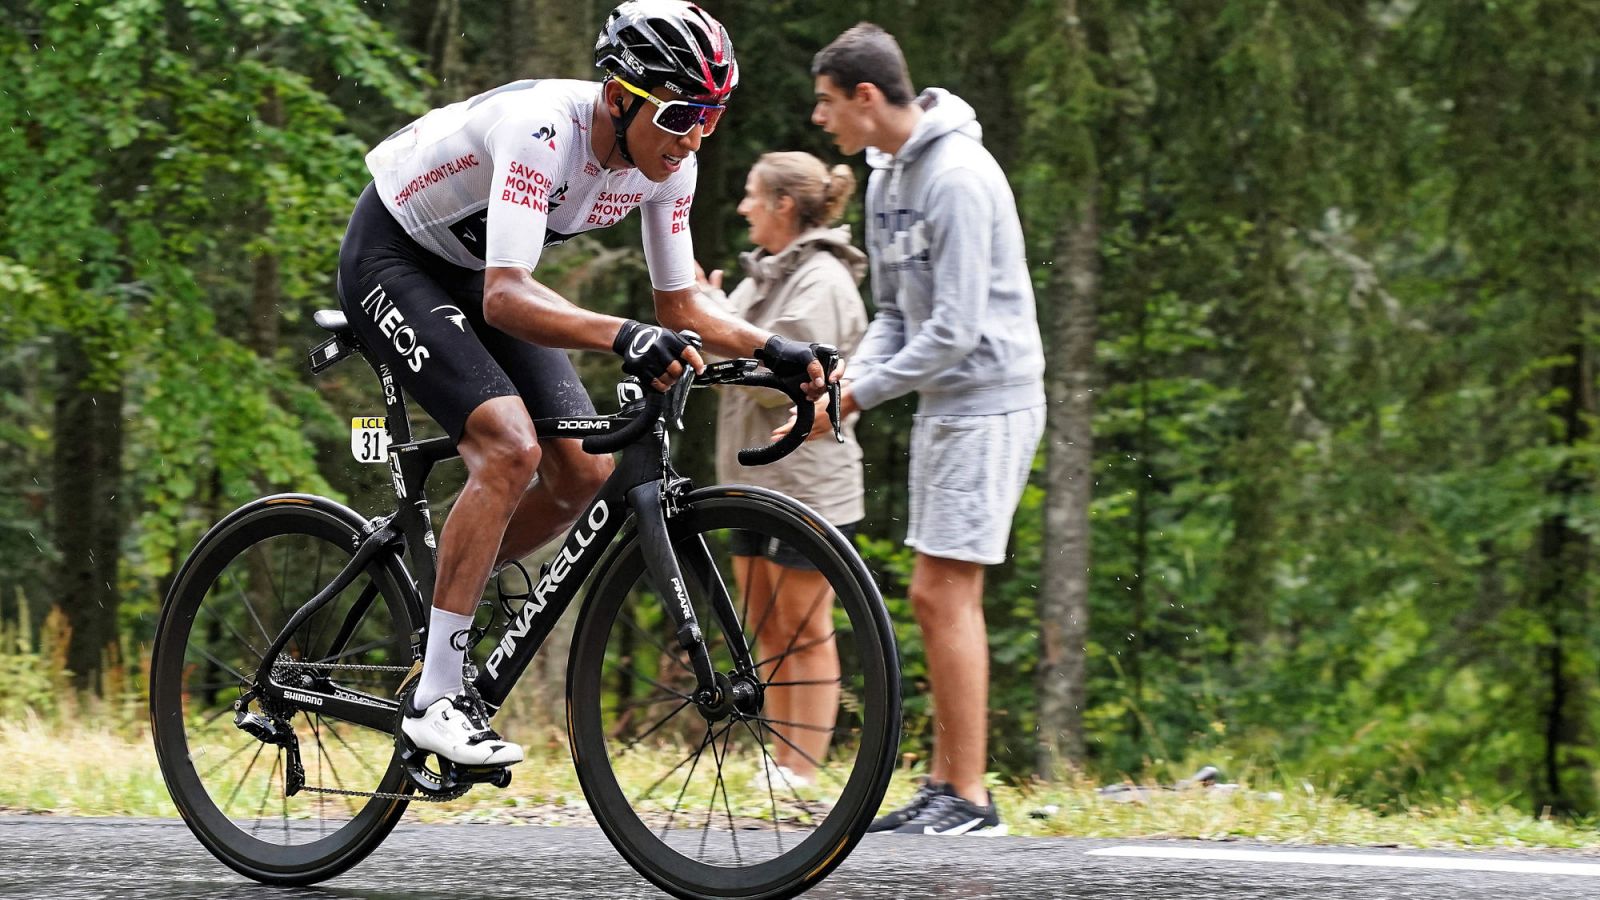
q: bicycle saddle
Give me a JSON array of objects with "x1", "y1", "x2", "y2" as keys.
[{"x1": 314, "y1": 309, "x2": 352, "y2": 336}]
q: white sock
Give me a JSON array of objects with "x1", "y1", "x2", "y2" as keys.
[{"x1": 412, "y1": 607, "x2": 474, "y2": 711}]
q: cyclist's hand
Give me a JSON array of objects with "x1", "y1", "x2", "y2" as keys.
[
  {"x1": 613, "y1": 319, "x2": 704, "y2": 392},
  {"x1": 757, "y1": 334, "x2": 828, "y2": 400}
]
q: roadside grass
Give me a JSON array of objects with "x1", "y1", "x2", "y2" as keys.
[{"x1": 5, "y1": 713, "x2": 1600, "y2": 851}]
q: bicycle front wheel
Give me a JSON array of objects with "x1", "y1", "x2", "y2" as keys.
[
  {"x1": 567, "y1": 486, "x2": 900, "y2": 900},
  {"x1": 149, "y1": 494, "x2": 420, "y2": 885}
]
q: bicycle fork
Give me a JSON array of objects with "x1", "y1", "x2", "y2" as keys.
[{"x1": 626, "y1": 483, "x2": 761, "y2": 719}]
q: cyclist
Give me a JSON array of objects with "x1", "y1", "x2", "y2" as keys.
[{"x1": 336, "y1": 0, "x2": 830, "y2": 771}]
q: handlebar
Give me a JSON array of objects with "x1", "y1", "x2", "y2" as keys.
[
  {"x1": 581, "y1": 331, "x2": 839, "y2": 466},
  {"x1": 581, "y1": 390, "x2": 664, "y2": 455}
]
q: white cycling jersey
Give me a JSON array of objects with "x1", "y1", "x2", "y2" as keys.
[{"x1": 365, "y1": 79, "x2": 697, "y2": 291}]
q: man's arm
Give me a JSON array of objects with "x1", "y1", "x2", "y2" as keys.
[
  {"x1": 483, "y1": 267, "x2": 631, "y2": 352},
  {"x1": 846, "y1": 170, "x2": 996, "y2": 412},
  {"x1": 653, "y1": 286, "x2": 771, "y2": 360},
  {"x1": 655, "y1": 287, "x2": 828, "y2": 397}
]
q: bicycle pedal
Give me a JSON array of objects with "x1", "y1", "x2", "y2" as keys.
[{"x1": 457, "y1": 764, "x2": 513, "y2": 789}]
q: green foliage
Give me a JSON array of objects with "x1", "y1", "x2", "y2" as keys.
[{"x1": 5, "y1": 0, "x2": 1600, "y2": 825}]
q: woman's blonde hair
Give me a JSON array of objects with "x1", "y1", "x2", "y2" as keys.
[{"x1": 752, "y1": 151, "x2": 856, "y2": 231}]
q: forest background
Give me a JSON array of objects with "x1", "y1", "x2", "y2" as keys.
[{"x1": 3, "y1": 0, "x2": 1598, "y2": 821}]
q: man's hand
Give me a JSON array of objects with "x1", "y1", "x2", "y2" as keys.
[
  {"x1": 613, "y1": 319, "x2": 704, "y2": 392},
  {"x1": 758, "y1": 334, "x2": 837, "y2": 400},
  {"x1": 773, "y1": 383, "x2": 860, "y2": 442},
  {"x1": 693, "y1": 261, "x2": 724, "y2": 295}
]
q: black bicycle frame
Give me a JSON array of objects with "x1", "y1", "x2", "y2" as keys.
[{"x1": 254, "y1": 356, "x2": 752, "y2": 729}]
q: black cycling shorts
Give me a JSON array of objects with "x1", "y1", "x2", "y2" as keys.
[
  {"x1": 729, "y1": 522, "x2": 860, "y2": 572},
  {"x1": 336, "y1": 183, "x2": 596, "y2": 442}
]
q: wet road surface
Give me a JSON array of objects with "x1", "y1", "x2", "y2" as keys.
[{"x1": 4, "y1": 816, "x2": 1599, "y2": 898}]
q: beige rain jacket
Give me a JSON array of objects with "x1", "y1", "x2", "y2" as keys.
[{"x1": 706, "y1": 226, "x2": 868, "y2": 526}]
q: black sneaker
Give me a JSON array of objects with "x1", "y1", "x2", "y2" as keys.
[
  {"x1": 892, "y1": 790, "x2": 1007, "y2": 836},
  {"x1": 867, "y1": 778, "x2": 949, "y2": 833}
]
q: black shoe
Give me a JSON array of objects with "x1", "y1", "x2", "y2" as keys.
[
  {"x1": 867, "y1": 778, "x2": 949, "y2": 833},
  {"x1": 892, "y1": 790, "x2": 1008, "y2": 835}
]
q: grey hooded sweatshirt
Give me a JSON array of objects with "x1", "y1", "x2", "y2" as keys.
[{"x1": 849, "y1": 88, "x2": 1045, "y2": 416}]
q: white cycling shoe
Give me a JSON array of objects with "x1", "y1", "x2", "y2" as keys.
[{"x1": 401, "y1": 693, "x2": 524, "y2": 767}]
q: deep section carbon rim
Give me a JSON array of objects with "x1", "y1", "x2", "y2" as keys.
[
  {"x1": 150, "y1": 500, "x2": 416, "y2": 885},
  {"x1": 568, "y1": 488, "x2": 898, "y2": 900}
]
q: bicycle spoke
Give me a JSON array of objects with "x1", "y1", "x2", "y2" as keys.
[
  {"x1": 312, "y1": 714, "x2": 327, "y2": 836},
  {"x1": 198, "y1": 739, "x2": 258, "y2": 782},
  {"x1": 764, "y1": 583, "x2": 834, "y2": 686},
  {"x1": 748, "y1": 714, "x2": 853, "y2": 737},
  {"x1": 619, "y1": 608, "x2": 694, "y2": 679},
  {"x1": 756, "y1": 719, "x2": 850, "y2": 790},
  {"x1": 703, "y1": 720, "x2": 740, "y2": 864},
  {"x1": 321, "y1": 717, "x2": 387, "y2": 779},
  {"x1": 736, "y1": 715, "x2": 787, "y2": 851},
  {"x1": 313, "y1": 716, "x2": 367, "y2": 818},
  {"x1": 752, "y1": 631, "x2": 838, "y2": 672},
  {"x1": 313, "y1": 633, "x2": 396, "y2": 666},
  {"x1": 747, "y1": 563, "x2": 787, "y2": 651},
  {"x1": 616, "y1": 664, "x2": 694, "y2": 704},
  {"x1": 251, "y1": 749, "x2": 280, "y2": 836},
  {"x1": 622, "y1": 698, "x2": 695, "y2": 753},
  {"x1": 306, "y1": 541, "x2": 330, "y2": 658},
  {"x1": 198, "y1": 599, "x2": 264, "y2": 663},
  {"x1": 613, "y1": 691, "x2": 691, "y2": 715},
  {"x1": 222, "y1": 741, "x2": 268, "y2": 818},
  {"x1": 190, "y1": 645, "x2": 250, "y2": 688},
  {"x1": 229, "y1": 569, "x2": 274, "y2": 647},
  {"x1": 634, "y1": 719, "x2": 727, "y2": 808},
  {"x1": 658, "y1": 722, "x2": 715, "y2": 839}
]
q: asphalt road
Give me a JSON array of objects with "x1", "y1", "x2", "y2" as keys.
[{"x1": 4, "y1": 817, "x2": 1600, "y2": 899}]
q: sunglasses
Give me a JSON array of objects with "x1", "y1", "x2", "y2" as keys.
[{"x1": 614, "y1": 76, "x2": 726, "y2": 137}]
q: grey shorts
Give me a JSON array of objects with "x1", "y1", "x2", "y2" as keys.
[{"x1": 906, "y1": 405, "x2": 1045, "y2": 565}]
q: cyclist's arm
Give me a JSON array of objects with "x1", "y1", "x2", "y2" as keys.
[
  {"x1": 642, "y1": 172, "x2": 826, "y2": 396},
  {"x1": 482, "y1": 267, "x2": 636, "y2": 353}
]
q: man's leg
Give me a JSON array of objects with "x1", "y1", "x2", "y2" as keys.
[
  {"x1": 495, "y1": 434, "x2": 614, "y2": 564},
  {"x1": 742, "y1": 558, "x2": 841, "y2": 781},
  {"x1": 411, "y1": 396, "x2": 540, "y2": 712},
  {"x1": 908, "y1": 552, "x2": 989, "y2": 805}
]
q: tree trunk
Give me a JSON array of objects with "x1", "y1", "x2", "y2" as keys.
[
  {"x1": 249, "y1": 86, "x2": 284, "y2": 358},
  {"x1": 1036, "y1": 185, "x2": 1098, "y2": 776},
  {"x1": 52, "y1": 333, "x2": 124, "y2": 692},
  {"x1": 1535, "y1": 325, "x2": 1594, "y2": 815}
]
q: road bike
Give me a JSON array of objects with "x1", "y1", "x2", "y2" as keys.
[{"x1": 148, "y1": 310, "x2": 901, "y2": 900}]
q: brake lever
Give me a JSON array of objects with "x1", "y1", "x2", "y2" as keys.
[
  {"x1": 813, "y1": 343, "x2": 845, "y2": 444},
  {"x1": 670, "y1": 330, "x2": 703, "y2": 431}
]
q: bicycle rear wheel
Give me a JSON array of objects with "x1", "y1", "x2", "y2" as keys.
[
  {"x1": 567, "y1": 486, "x2": 900, "y2": 900},
  {"x1": 149, "y1": 495, "x2": 420, "y2": 885}
]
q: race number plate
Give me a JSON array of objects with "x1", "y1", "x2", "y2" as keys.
[{"x1": 351, "y1": 417, "x2": 390, "y2": 463}]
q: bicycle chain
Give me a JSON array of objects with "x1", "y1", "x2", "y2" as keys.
[
  {"x1": 275, "y1": 661, "x2": 412, "y2": 674},
  {"x1": 268, "y1": 660, "x2": 463, "y2": 802}
]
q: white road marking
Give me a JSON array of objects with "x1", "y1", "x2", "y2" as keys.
[{"x1": 1087, "y1": 846, "x2": 1600, "y2": 877}]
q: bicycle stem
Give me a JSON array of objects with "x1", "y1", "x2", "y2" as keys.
[{"x1": 626, "y1": 481, "x2": 719, "y2": 702}]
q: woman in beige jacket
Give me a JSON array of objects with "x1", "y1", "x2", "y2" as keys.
[{"x1": 697, "y1": 151, "x2": 867, "y2": 789}]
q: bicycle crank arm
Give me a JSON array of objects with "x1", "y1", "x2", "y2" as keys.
[{"x1": 626, "y1": 482, "x2": 719, "y2": 702}]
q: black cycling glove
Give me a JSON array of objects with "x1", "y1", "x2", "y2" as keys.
[
  {"x1": 613, "y1": 319, "x2": 691, "y2": 385},
  {"x1": 756, "y1": 334, "x2": 819, "y2": 378}
]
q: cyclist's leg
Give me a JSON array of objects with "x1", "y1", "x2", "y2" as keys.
[
  {"x1": 469, "y1": 316, "x2": 613, "y2": 563},
  {"x1": 337, "y1": 185, "x2": 532, "y2": 762}
]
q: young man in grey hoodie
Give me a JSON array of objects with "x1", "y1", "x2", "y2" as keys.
[{"x1": 805, "y1": 23, "x2": 1046, "y2": 835}]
